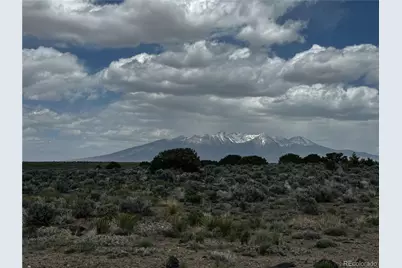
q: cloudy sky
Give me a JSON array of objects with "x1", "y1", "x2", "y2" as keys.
[{"x1": 22, "y1": 0, "x2": 379, "y2": 161}]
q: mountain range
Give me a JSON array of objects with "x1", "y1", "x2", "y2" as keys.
[{"x1": 79, "y1": 132, "x2": 378, "y2": 163}]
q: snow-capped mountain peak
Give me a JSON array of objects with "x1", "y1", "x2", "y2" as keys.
[
  {"x1": 288, "y1": 136, "x2": 315, "y2": 146},
  {"x1": 171, "y1": 132, "x2": 317, "y2": 147},
  {"x1": 81, "y1": 131, "x2": 378, "y2": 163}
]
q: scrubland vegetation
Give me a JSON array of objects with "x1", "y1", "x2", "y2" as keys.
[{"x1": 23, "y1": 149, "x2": 378, "y2": 268}]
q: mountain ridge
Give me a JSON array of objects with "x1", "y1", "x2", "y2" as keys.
[{"x1": 78, "y1": 132, "x2": 378, "y2": 162}]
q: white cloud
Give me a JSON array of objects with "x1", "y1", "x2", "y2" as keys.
[
  {"x1": 23, "y1": 0, "x2": 308, "y2": 48},
  {"x1": 99, "y1": 40, "x2": 290, "y2": 97},
  {"x1": 99, "y1": 41, "x2": 378, "y2": 97},
  {"x1": 23, "y1": 47, "x2": 96, "y2": 100},
  {"x1": 255, "y1": 84, "x2": 379, "y2": 120},
  {"x1": 23, "y1": 43, "x2": 378, "y2": 101},
  {"x1": 237, "y1": 20, "x2": 307, "y2": 47},
  {"x1": 280, "y1": 44, "x2": 379, "y2": 86}
]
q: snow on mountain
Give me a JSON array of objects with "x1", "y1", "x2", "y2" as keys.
[
  {"x1": 170, "y1": 132, "x2": 317, "y2": 147},
  {"x1": 79, "y1": 131, "x2": 378, "y2": 162},
  {"x1": 288, "y1": 136, "x2": 316, "y2": 146}
]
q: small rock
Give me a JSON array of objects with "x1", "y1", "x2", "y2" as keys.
[
  {"x1": 270, "y1": 262, "x2": 296, "y2": 268},
  {"x1": 166, "y1": 256, "x2": 180, "y2": 268},
  {"x1": 314, "y1": 259, "x2": 339, "y2": 268}
]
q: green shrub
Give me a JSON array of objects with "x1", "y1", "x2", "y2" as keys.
[
  {"x1": 218, "y1": 155, "x2": 242, "y2": 165},
  {"x1": 105, "y1": 161, "x2": 121, "y2": 169},
  {"x1": 155, "y1": 169, "x2": 176, "y2": 182},
  {"x1": 187, "y1": 210, "x2": 204, "y2": 226},
  {"x1": 179, "y1": 231, "x2": 193, "y2": 243},
  {"x1": 170, "y1": 215, "x2": 188, "y2": 234},
  {"x1": 297, "y1": 194, "x2": 320, "y2": 215},
  {"x1": 215, "y1": 214, "x2": 234, "y2": 237},
  {"x1": 252, "y1": 230, "x2": 282, "y2": 251},
  {"x1": 361, "y1": 158, "x2": 376, "y2": 167},
  {"x1": 137, "y1": 238, "x2": 153, "y2": 248},
  {"x1": 324, "y1": 227, "x2": 347, "y2": 237},
  {"x1": 279, "y1": 153, "x2": 302, "y2": 164},
  {"x1": 201, "y1": 160, "x2": 218, "y2": 166},
  {"x1": 116, "y1": 213, "x2": 137, "y2": 234},
  {"x1": 95, "y1": 203, "x2": 119, "y2": 218},
  {"x1": 240, "y1": 230, "x2": 251, "y2": 245},
  {"x1": 309, "y1": 185, "x2": 339, "y2": 203},
  {"x1": 292, "y1": 231, "x2": 321, "y2": 240},
  {"x1": 258, "y1": 242, "x2": 274, "y2": 255},
  {"x1": 139, "y1": 161, "x2": 151, "y2": 168},
  {"x1": 55, "y1": 179, "x2": 71, "y2": 193},
  {"x1": 89, "y1": 191, "x2": 102, "y2": 202},
  {"x1": 315, "y1": 239, "x2": 337, "y2": 248},
  {"x1": 238, "y1": 156, "x2": 268, "y2": 166},
  {"x1": 96, "y1": 217, "x2": 111, "y2": 234},
  {"x1": 150, "y1": 148, "x2": 201, "y2": 173},
  {"x1": 303, "y1": 154, "x2": 323, "y2": 164},
  {"x1": 72, "y1": 199, "x2": 95, "y2": 219},
  {"x1": 325, "y1": 160, "x2": 336, "y2": 171},
  {"x1": 195, "y1": 230, "x2": 206, "y2": 243},
  {"x1": 25, "y1": 200, "x2": 57, "y2": 227},
  {"x1": 185, "y1": 192, "x2": 203, "y2": 204},
  {"x1": 120, "y1": 197, "x2": 152, "y2": 216},
  {"x1": 366, "y1": 215, "x2": 379, "y2": 226},
  {"x1": 348, "y1": 152, "x2": 360, "y2": 167}
]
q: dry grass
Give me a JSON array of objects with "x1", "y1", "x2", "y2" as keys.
[
  {"x1": 160, "y1": 198, "x2": 182, "y2": 219},
  {"x1": 288, "y1": 214, "x2": 343, "y2": 231}
]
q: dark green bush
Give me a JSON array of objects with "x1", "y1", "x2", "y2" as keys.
[
  {"x1": 238, "y1": 156, "x2": 268, "y2": 166},
  {"x1": 95, "y1": 203, "x2": 119, "y2": 218},
  {"x1": 361, "y1": 158, "x2": 376, "y2": 167},
  {"x1": 139, "y1": 161, "x2": 151, "y2": 168},
  {"x1": 116, "y1": 213, "x2": 137, "y2": 235},
  {"x1": 120, "y1": 197, "x2": 152, "y2": 216},
  {"x1": 150, "y1": 148, "x2": 201, "y2": 173},
  {"x1": 325, "y1": 160, "x2": 337, "y2": 171},
  {"x1": 279, "y1": 153, "x2": 302, "y2": 164},
  {"x1": 55, "y1": 179, "x2": 71, "y2": 193},
  {"x1": 201, "y1": 160, "x2": 218, "y2": 166},
  {"x1": 72, "y1": 199, "x2": 95, "y2": 219},
  {"x1": 297, "y1": 194, "x2": 320, "y2": 215},
  {"x1": 309, "y1": 185, "x2": 339, "y2": 203},
  {"x1": 105, "y1": 161, "x2": 121, "y2": 169},
  {"x1": 25, "y1": 200, "x2": 57, "y2": 227},
  {"x1": 96, "y1": 217, "x2": 111, "y2": 234},
  {"x1": 325, "y1": 152, "x2": 344, "y2": 162},
  {"x1": 155, "y1": 169, "x2": 176, "y2": 182},
  {"x1": 187, "y1": 210, "x2": 204, "y2": 226},
  {"x1": 348, "y1": 152, "x2": 360, "y2": 167},
  {"x1": 324, "y1": 227, "x2": 347, "y2": 237},
  {"x1": 218, "y1": 155, "x2": 242, "y2": 165},
  {"x1": 303, "y1": 154, "x2": 323, "y2": 164}
]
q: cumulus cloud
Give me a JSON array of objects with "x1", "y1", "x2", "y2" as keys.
[
  {"x1": 280, "y1": 44, "x2": 379, "y2": 86},
  {"x1": 99, "y1": 41, "x2": 378, "y2": 97},
  {"x1": 23, "y1": 42, "x2": 378, "y2": 101},
  {"x1": 99, "y1": 41, "x2": 290, "y2": 97},
  {"x1": 23, "y1": 47, "x2": 96, "y2": 100},
  {"x1": 255, "y1": 84, "x2": 379, "y2": 120},
  {"x1": 23, "y1": 0, "x2": 308, "y2": 48}
]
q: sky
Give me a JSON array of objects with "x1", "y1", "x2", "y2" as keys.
[{"x1": 22, "y1": 0, "x2": 379, "y2": 161}]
